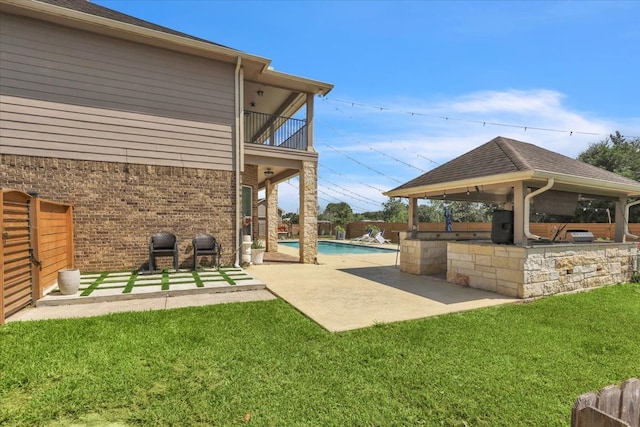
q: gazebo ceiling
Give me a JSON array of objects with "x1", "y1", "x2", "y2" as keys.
[{"x1": 384, "y1": 137, "x2": 640, "y2": 202}]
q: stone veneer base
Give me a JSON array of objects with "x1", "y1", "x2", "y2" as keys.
[{"x1": 446, "y1": 242, "x2": 637, "y2": 298}]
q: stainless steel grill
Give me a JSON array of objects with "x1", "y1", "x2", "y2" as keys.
[{"x1": 565, "y1": 230, "x2": 595, "y2": 243}]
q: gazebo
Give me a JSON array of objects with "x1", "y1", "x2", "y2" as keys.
[{"x1": 384, "y1": 136, "x2": 640, "y2": 298}]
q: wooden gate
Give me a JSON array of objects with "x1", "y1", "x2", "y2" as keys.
[
  {"x1": 1, "y1": 190, "x2": 33, "y2": 321},
  {"x1": 1, "y1": 189, "x2": 74, "y2": 323}
]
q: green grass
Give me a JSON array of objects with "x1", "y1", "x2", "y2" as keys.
[{"x1": 1, "y1": 284, "x2": 639, "y2": 426}]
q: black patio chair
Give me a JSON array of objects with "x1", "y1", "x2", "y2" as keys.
[
  {"x1": 192, "y1": 234, "x2": 222, "y2": 269},
  {"x1": 149, "y1": 232, "x2": 179, "y2": 272}
]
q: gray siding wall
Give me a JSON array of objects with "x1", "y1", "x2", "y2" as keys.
[{"x1": 0, "y1": 13, "x2": 235, "y2": 170}]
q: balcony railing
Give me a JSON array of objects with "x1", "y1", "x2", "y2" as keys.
[{"x1": 244, "y1": 111, "x2": 307, "y2": 151}]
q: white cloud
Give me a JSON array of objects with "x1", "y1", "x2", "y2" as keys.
[{"x1": 277, "y1": 89, "x2": 640, "y2": 214}]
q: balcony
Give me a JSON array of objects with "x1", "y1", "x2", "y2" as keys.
[{"x1": 244, "y1": 111, "x2": 307, "y2": 151}]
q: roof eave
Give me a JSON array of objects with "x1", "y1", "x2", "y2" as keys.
[
  {"x1": 384, "y1": 169, "x2": 640, "y2": 199},
  {"x1": 384, "y1": 171, "x2": 536, "y2": 198},
  {"x1": 530, "y1": 170, "x2": 640, "y2": 198}
]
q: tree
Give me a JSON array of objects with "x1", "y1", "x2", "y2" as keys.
[
  {"x1": 577, "y1": 132, "x2": 640, "y2": 223},
  {"x1": 322, "y1": 202, "x2": 354, "y2": 226},
  {"x1": 382, "y1": 198, "x2": 408, "y2": 222},
  {"x1": 355, "y1": 211, "x2": 384, "y2": 221},
  {"x1": 418, "y1": 200, "x2": 496, "y2": 223},
  {"x1": 578, "y1": 131, "x2": 640, "y2": 181},
  {"x1": 282, "y1": 212, "x2": 299, "y2": 224}
]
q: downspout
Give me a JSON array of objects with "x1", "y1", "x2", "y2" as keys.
[
  {"x1": 624, "y1": 199, "x2": 640, "y2": 239},
  {"x1": 523, "y1": 178, "x2": 554, "y2": 241},
  {"x1": 234, "y1": 57, "x2": 242, "y2": 267}
]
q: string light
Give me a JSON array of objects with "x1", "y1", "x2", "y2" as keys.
[
  {"x1": 322, "y1": 103, "x2": 439, "y2": 166},
  {"x1": 320, "y1": 165, "x2": 387, "y2": 193},
  {"x1": 318, "y1": 176, "x2": 380, "y2": 207},
  {"x1": 284, "y1": 180, "x2": 373, "y2": 213},
  {"x1": 317, "y1": 188, "x2": 374, "y2": 212},
  {"x1": 325, "y1": 97, "x2": 640, "y2": 139},
  {"x1": 319, "y1": 142, "x2": 403, "y2": 184},
  {"x1": 284, "y1": 180, "x2": 379, "y2": 212},
  {"x1": 318, "y1": 120, "x2": 426, "y2": 173}
]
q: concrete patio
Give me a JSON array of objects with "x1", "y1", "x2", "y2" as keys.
[{"x1": 250, "y1": 244, "x2": 517, "y2": 332}]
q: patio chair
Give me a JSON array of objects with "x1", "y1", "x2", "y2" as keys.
[
  {"x1": 351, "y1": 228, "x2": 374, "y2": 242},
  {"x1": 149, "y1": 232, "x2": 179, "y2": 272},
  {"x1": 192, "y1": 234, "x2": 222, "y2": 269},
  {"x1": 373, "y1": 229, "x2": 391, "y2": 244}
]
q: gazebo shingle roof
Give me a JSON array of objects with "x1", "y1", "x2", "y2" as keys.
[{"x1": 389, "y1": 136, "x2": 639, "y2": 193}]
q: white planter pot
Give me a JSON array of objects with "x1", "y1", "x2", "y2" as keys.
[
  {"x1": 251, "y1": 248, "x2": 265, "y2": 265},
  {"x1": 57, "y1": 268, "x2": 81, "y2": 295}
]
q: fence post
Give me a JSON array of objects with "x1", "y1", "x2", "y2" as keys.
[
  {"x1": 572, "y1": 392, "x2": 597, "y2": 427},
  {"x1": 598, "y1": 385, "x2": 624, "y2": 417},
  {"x1": 620, "y1": 378, "x2": 640, "y2": 427},
  {"x1": 572, "y1": 379, "x2": 640, "y2": 427},
  {"x1": 30, "y1": 194, "x2": 42, "y2": 301}
]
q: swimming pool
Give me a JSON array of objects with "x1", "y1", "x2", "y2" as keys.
[{"x1": 280, "y1": 241, "x2": 398, "y2": 255}]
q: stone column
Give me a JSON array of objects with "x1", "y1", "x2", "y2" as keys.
[
  {"x1": 299, "y1": 161, "x2": 318, "y2": 263},
  {"x1": 266, "y1": 179, "x2": 278, "y2": 251}
]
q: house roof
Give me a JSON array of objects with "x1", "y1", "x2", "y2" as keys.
[
  {"x1": 36, "y1": 0, "x2": 232, "y2": 48},
  {"x1": 1, "y1": 0, "x2": 333, "y2": 95},
  {"x1": 385, "y1": 136, "x2": 640, "y2": 200}
]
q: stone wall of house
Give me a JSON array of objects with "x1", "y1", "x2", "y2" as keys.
[
  {"x1": 1, "y1": 154, "x2": 236, "y2": 271},
  {"x1": 447, "y1": 242, "x2": 637, "y2": 298}
]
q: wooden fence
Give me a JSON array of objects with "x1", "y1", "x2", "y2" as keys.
[
  {"x1": 571, "y1": 378, "x2": 640, "y2": 427},
  {"x1": 346, "y1": 221, "x2": 640, "y2": 243},
  {"x1": 1, "y1": 189, "x2": 73, "y2": 324}
]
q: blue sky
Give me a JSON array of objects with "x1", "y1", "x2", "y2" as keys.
[{"x1": 95, "y1": 0, "x2": 640, "y2": 214}]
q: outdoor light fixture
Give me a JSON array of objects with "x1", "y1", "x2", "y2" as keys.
[
  {"x1": 264, "y1": 168, "x2": 274, "y2": 177},
  {"x1": 257, "y1": 90, "x2": 264, "y2": 96}
]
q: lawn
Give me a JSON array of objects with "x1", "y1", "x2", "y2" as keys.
[{"x1": 1, "y1": 284, "x2": 639, "y2": 426}]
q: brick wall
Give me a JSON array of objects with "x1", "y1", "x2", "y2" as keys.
[{"x1": 1, "y1": 154, "x2": 236, "y2": 271}]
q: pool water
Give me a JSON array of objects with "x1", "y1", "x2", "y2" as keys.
[{"x1": 280, "y1": 240, "x2": 398, "y2": 255}]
